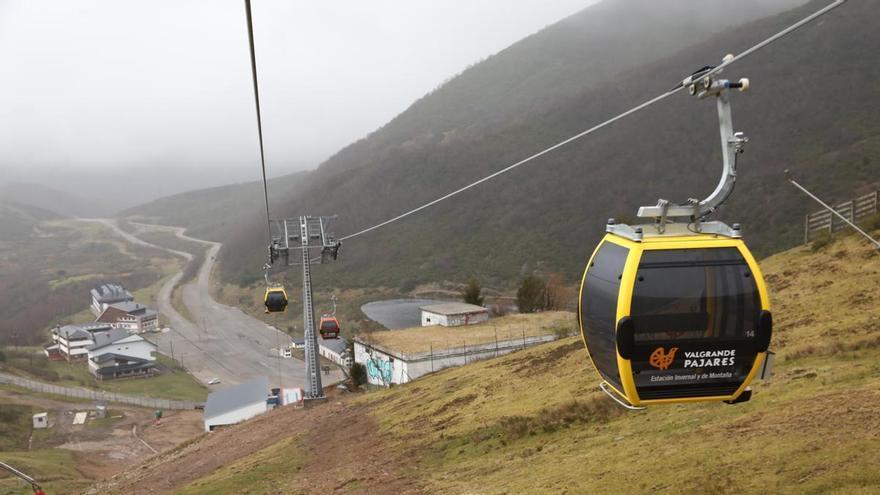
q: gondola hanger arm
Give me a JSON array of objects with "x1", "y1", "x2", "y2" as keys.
[{"x1": 637, "y1": 59, "x2": 749, "y2": 222}]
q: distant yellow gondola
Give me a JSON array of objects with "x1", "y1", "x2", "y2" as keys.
[{"x1": 264, "y1": 286, "x2": 288, "y2": 313}]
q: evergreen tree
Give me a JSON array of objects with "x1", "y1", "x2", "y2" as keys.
[
  {"x1": 516, "y1": 275, "x2": 547, "y2": 313},
  {"x1": 462, "y1": 278, "x2": 484, "y2": 306}
]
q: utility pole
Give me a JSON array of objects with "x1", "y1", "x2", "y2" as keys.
[
  {"x1": 169, "y1": 330, "x2": 175, "y2": 365},
  {"x1": 267, "y1": 216, "x2": 340, "y2": 399}
]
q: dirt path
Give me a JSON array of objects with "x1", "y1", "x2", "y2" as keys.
[
  {"x1": 88, "y1": 394, "x2": 426, "y2": 494},
  {"x1": 0, "y1": 388, "x2": 202, "y2": 481}
]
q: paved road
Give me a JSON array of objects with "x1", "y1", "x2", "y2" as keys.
[{"x1": 82, "y1": 219, "x2": 342, "y2": 390}]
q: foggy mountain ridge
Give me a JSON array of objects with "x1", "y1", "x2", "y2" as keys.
[
  {"x1": 0, "y1": 0, "x2": 602, "y2": 206},
  {"x1": 0, "y1": 182, "x2": 100, "y2": 217},
  {"x1": 125, "y1": 0, "x2": 805, "y2": 222},
  {"x1": 0, "y1": 0, "x2": 803, "y2": 211},
  {"x1": 125, "y1": 0, "x2": 876, "y2": 291}
]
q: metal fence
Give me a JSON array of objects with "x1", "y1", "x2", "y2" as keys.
[
  {"x1": 0, "y1": 372, "x2": 202, "y2": 410},
  {"x1": 804, "y1": 190, "x2": 879, "y2": 243}
]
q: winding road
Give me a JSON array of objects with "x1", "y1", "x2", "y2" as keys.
[{"x1": 82, "y1": 219, "x2": 342, "y2": 390}]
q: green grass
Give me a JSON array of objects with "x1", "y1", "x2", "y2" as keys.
[
  {"x1": 175, "y1": 435, "x2": 306, "y2": 495},
  {"x1": 94, "y1": 232, "x2": 880, "y2": 494},
  {"x1": 0, "y1": 404, "x2": 32, "y2": 450},
  {"x1": 0, "y1": 385, "x2": 92, "y2": 405},
  {"x1": 97, "y1": 354, "x2": 207, "y2": 402},
  {"x1": 0, "y1": 449, "x2": 91, "y2": 495},
  {"x1": 4, "y1": 350, "x2": 207, "y2": 402},
  {"x1": 171, "y1": 284, "x2": 195, "y2": 323},
  {"x1": 0, "y1": 218, "x2": 181, "y2": 345},
  {"x1": 349, "y1": 232, "x2": 880, "y2": 494}
]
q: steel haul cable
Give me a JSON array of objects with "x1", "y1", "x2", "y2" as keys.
[
  {"x1": 244, "y1": 0, "x2": 273, "y2": 245},
  {"x1": 337, "y1": 0, "x2": 847, "y2": 242}
]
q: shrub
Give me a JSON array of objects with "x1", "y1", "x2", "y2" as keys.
[
  {"x1": 516, "y1": 276, "x2": 546, "y2": 313},
  {"x1": 350, "y1": 362, "x2": 367, "y2": 387},
  {"x1": 858, "y1": 212, "x2": 880, "y2": 233},
  {"x1": 810, "y1": 231, "x2": 832, "y2": 252},
  {"x1": 398, "y1": 278, "x2": 418, "y2": 294},
  {"x1": 461, "y1": 278, "x2": 484, "y2": 306}
]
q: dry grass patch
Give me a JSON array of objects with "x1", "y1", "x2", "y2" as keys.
[{"x1": 360, "y1": 311, "x2": 575, "y2": 355}]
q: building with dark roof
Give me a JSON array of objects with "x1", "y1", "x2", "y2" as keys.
[
  {"x1": 96, "y1": 301, "x2": 159, "y2": 333},
  {"x1": 319, "y1": 337, "x2": 351, "y2": 367},
  {"x1": 203, "y1": 376, "x2": 269, "y2": 432},
  {"x1": 45, "y1": 323, "x2": 115, "y2": 361},
  {"x1": 90, "y1": 283, "x2": 134, "y2": 316},
  {"x1": 86, "y1": 329, "x2": 157, "y2": 380},
  {"x1": 88, "y1": 353, "x2": 155, "y2": 381}
]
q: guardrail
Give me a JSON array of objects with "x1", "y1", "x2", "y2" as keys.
[
  {"x1": 804, "y1": 190, "x2": 878, "y2": 243},
  {"x1": 0, "y1": 371, "x2": 202, "y2": 410}
]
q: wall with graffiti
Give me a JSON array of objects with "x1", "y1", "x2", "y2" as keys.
[{"x1": 354, "y1": 342, "x2": 409, "y2": 386}]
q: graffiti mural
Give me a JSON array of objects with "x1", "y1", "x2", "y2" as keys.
[{"x1": 366, "y1": 357, "x2": 393, "y2": 384}]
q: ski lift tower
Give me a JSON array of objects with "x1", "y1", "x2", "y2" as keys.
[{"x1": 268, "y1": 216, "x2": 341, "y2": 399}]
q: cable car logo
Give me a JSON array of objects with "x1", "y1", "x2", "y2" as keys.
[{"x1": 649, "y1": 347, "x2": 679, "y2": 370}]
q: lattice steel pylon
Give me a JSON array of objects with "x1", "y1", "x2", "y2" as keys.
[{"x1": 268, "y1": 215, "x2": 341, "y2": 399}]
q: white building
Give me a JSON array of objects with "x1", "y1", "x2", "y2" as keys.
[
  {"x1": 420, "y1": 303, "x2": 489, "y2": 327},
  {"x1": 86, "y1": 328, "x2": 157, "y2": 380},
  {"x1": 33, "y1": 412, "x2": 49, "y2": 429},
  {"x1": 319, "y1": 338, "x2": 352, "y2": 367},
  {"x1": 87, "y1": 329, "x2": 156, "y2": 362},
  {"x1": 95, "y1": 301, "x2": 159, "y2": 333},
  {"x1": 46, "y1": 323, "x2": 115, "y2": 361},
  {"x1": 203, "y1": 376, "x2": 269, "y2": 432},
  {"x1": 353, "y1": 333, "x2": 555, "y2": 386},
  {"x1": 90, "y1": 283, "x2": 134, "y2": 316}
]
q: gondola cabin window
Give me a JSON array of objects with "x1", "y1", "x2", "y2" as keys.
[
  {"x1": 628, "y1": 247, "x2": 763, "y2": 399},
  {"x1": 580, "y1": 241, "x2": 629, "y2": 389},
  {"x1": 630, "y1": 248, "x2": 761, "y2": 342}
]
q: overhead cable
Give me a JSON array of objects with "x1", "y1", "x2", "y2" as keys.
[
  {"x1": 338, "y1": 0, "x2": 847, "y2": 242},
  {"x1": 244, "y1": 0, "x2": 274, "y2": 244}
]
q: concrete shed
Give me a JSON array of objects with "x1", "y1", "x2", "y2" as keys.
[
  {"x1": 203, "y1": 376, "x2": 269, "y2": 432},
  {"x1": 32, "y1": 412, "x2": 49, "y2": 429},
  {"x1": 420, "y1": 303, "x2": 489, "y2": 327}
]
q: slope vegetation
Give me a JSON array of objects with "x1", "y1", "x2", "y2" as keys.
[
  {"x1": 211, "y1": 0, "x2": 877, "y2": 290},
  {"x1": 121, "y1": 172, "x2": 309, "y2": 242},
  {"x1": 0, "y1": 183, "x2": 103, "y2": 218},
  {"x1": 92, "y1": 230, "x2": 880, "y2": 494},
  {"x1": 0, "y1": 214, "x2": 179, "y2": 345}
]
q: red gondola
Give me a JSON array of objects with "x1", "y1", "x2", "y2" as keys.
[{"x1": 319, "y1": 316, "x2": 340, "y2": 339}]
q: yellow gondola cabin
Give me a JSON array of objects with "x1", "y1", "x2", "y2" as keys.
[{"x1": 578, "y1": 223, "x2": 772, "y2": 407}]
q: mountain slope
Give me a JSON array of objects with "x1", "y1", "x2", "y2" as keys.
[
  {"x1": 121, "y1": 172, "x2": 309, "y2": 242},
  {"x1": 0, "y1": 200, "x2": 63, "y2": 241},
  {"x1": 89, "y1": 228, "x2": 880, "y2": 494},
  {"x1": 212, "y1": 0, "x2": 877, "y2": 290},
  {"x1": 0, "y1": 183, "x2": 102, "y2": 218}
]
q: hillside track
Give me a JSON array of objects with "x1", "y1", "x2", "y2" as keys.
[
  {"x1": 81, "y1": 219, "x2": 343, "y2": 390},
  {"x1": 88, "y1": 393, "x2": 426, "y2": 495}
]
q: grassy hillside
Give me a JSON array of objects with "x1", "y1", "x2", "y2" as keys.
[
  {"x1": 0, "y1": 201, "x2": 63, "y2": 241},
  {"x1": 121, "y1": 172, "x2": 309, "y2": 242},
  {"x1": 0, "y1": 216, "x2": 179, "y2": 345},
  {"x1": 0, "y1": 183, "x2": 104, "y2": 218},
  {"x1": 208, "y1": 0, "x2": 878, "y2": 291},
  {"x1": 91, "y1": 229, "x2": 880, "y2": 494}
]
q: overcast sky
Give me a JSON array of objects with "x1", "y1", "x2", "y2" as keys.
[{"x1": 0, "y1": 0, "x2": 596, "y2": 193}]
